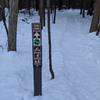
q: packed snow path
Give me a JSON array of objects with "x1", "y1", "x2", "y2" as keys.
[
  {"x1": 0, "y1": 10, "x2": 100, "y2": 100},
  {"x1": 42, "y1": 10, "x2": 100, "y2": 100}
]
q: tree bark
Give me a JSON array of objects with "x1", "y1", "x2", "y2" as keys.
[
  {"x1": 8, "y1": 0, "x2": 19, "y2": 51},
  {"x1": 90, "y1": 0, "x2": 100, "y2": 33}
]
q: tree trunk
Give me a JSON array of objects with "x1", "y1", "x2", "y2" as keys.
[
  {"x1": 90, "y1": 0, "x2": 100, "y2": 33},
  {"x1": 87, "y1": 0, "x2": 94, "y2": 16},
  {"x1": 47, "y1": 0, "x2": 55, "y2": 79},
  {"x1": 0, "y1": 1, "x2": 8, "y2": 37},
  {"x1": 28, "y1": 0, "x2": 31, "y2": 15},
  {"x1": 43, "y1": 0, "x2": 45, "y2": 26},
  {"x1": 8, "y1": 0, "x2": 19, "y2": 51},
  {"x1": 58, "y1": 0, "x2": 63, "y2": 10},
  {"x1": 39, "y1": 0, "x2": 44, "y2": 29},
  {"x1": 80, "y1": 0, "x2": 86, "y2": 18},
  {"x1": 36, "y1": 0, "x2": 39, "y2": 11},
  {"x1": 53, "y1": 0, "x2": 56, "y2": 24}
]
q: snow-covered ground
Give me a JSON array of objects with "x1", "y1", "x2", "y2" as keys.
[{"x1": 0, "y1": 9, "x2": 100, "y2": 100}]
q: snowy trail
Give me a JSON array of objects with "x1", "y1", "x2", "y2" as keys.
[
  {"x1": 41, "y1": 10, "x2": 100, "y2": 100},
  {"x1": 16, "y1": 10, "x2": 100, "y2": 100},
  {"x1": 0, "y1": 10, "x2": 100, "y2": 100},
  {"x1": 58, "y1": 10, "x2": 100, "y2": 100}
]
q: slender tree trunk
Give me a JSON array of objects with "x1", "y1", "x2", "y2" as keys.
[
  {"x1": 43, "y1": 0, "x2": 45, "y2": 26},
  {"x1": 80, "y1": 0, "x2": 86, "y2": 18},
  {"x1": 8, "y1": 0, "x2": 19, "y2": 51},
  {"x1": 36, "y1": 0, "x2": 39, "y2": 11},
  {"x1": 80, "y1": 0, "x2": 83, "y2": 14},
  {"x1": 2, "y1": 9, "x2": 8, "y2": 37},
  {"x1": 0, "y1": 1, "x2": 8, "y2": 37},
  {"x1": 28, "y1": 0, "x2": 31, "y2": 15},
  {"x1": 39, "y1": 0, "x2": 44, "y2": 29},
  {"x1": 58, "y1": 0, "x2": 62, "y2": 10},
  {"x1": 47, "y1": 0, "x2": 55, "y2": 79},
  {"x1": 53, "y1": 0, "x2": 56, "y2": 24},
  {"x1": 87, "y1": 0, "x2": 94, "y2": 16}
]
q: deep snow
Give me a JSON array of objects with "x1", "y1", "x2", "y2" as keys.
[{"x1": 0, "y1": 9, "x2": 100, "y2": 100}]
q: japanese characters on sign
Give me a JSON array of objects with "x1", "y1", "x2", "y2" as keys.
[{"x1": 32, "y1": 23, "x2": 42, "y2": 67}]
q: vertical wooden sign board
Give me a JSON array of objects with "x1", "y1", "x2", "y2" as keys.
[{"x1": 32, "y1": 23, "x2": 42, "y2": 96}]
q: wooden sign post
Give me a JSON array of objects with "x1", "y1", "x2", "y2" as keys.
[{"x1": 32, "y1": 23, "x2": 42, "y2": 96}]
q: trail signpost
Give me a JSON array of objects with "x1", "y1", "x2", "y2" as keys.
[{"x1": 32, "y1": 23, "x2": 42, "y2": 96}]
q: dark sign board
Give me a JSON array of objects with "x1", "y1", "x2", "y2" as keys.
[{"x1": 32, "y1": 23, "x2": 42, "y2": 96}]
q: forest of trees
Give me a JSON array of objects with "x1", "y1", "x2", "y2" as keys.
[{"x1": 0, "y1": 0, "x2": 100, "y2": 79}]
